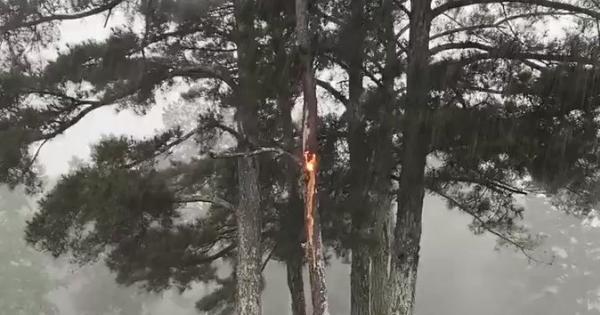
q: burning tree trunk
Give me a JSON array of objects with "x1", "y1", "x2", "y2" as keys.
[{"x1": 295, "y1": 0, "x2": 329, "y2": 314}]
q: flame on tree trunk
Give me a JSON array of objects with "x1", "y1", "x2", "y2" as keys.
[
  {"x1": 296, "y1": 0, "x2": 329, "y2": 313},
  {"x1": 304, "y1": 151, "x2": 317, "y2": 266}
]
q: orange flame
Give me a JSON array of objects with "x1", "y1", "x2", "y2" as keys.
[
  {"x1": 304, "y1": 151, "x2": 318, "y2": 266},
  {"x1": 304, "y1": 151, "x2": 317, "y2": 172}
]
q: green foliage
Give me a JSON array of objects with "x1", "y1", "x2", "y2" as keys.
[{"x1": 26, "y1": 162, "x2": 178, "y2": 262}]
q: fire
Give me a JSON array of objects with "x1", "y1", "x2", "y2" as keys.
[
  {"x1": 304, "y1": 151, "x2": 318, "y2": 266},
  {"x1": 304, "y1": 151, "x2": 317, "y2": 172}
]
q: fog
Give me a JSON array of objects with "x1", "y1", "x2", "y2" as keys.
[{"x1": 4, "y1": 176, "x2": 600, "y2": 314}]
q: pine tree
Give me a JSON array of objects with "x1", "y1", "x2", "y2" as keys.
[{"x1": 0, "y1": 1, "x2": 304, "y2": 313}]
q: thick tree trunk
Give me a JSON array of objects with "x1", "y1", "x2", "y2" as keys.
[
  {"x1": 295, "y1": 0, "x2": 329, "y2": 314},
  {"x1": 389, "y1": 1, "x2": 432, "y2": 314},
  {"x1": 233, "y1": 1, "x2": 262, "y2": 314},
  {"x1": 370, "y1": 194, "x2": 393, "y2": 315},
  {"x1": 370, "y1": 1, "x2": 398, "y2": 314},
  {"x1": 350, "y1": 242, "x2": 370, "y2": 315},
  {"x1": 235, "y1": 156, "x2": 262, "y2": 315},
  {"x1": 344, "y1": 0, "x2": 372, "y2": 313},
  {"x1": 286, "y1": 252, "x2": 307, "y2": 315},
  {"x1": 279, "y1": 93, "x2": 308, "y2": 315}
]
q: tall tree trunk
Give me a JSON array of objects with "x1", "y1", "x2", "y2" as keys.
[
  {"x1": 235, "y1": 156, "x2": 262, "y2": 315},
  {"x1": 343, "y1": 0, "x2": 371, "y2": 313},
  {"x1": 280, "y1": 92, "x2": 308, "y2": 315},
  {"x1": 295, "y1": 0, "x2": 329, "y2": 314},
  {"x1": 389, "y1": 0, "x2": 432, "y2": 314},
  {"x1": 371, "y1": 1, "x2": 398, "y2": 314},
  {"x1": 286, "y1": 251, "x2": 307, "y2": 315},
  {"x1": 233, "y1": 1, "x2": 262, "y2": 314},
  {"x1": 370, "y1": 194, "x2": 393, "y2": 315}
]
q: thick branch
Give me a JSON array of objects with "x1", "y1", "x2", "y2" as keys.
[
  {"x1": 316, "y1": 79, "x2": 349, "y2": 106},
  {"x1": 431, "y1": 41, "x2": 598, "y2": 64},
  {"x1": 430, "y1": 11, "x2": 575, "y2": 40},
  {"x1": 125, "y1": 129, "x2": 199, "y2": 168},
  {"x1": 188, "y1": 243, "x2": 236, "y2": 265},
  {"x1": 176, "y1": 195, "x2": 235, "y2": 210},
  {"x1": 171, "y1": 65, "x2": 237, "y2": 90},
  {"x1": 209, "y1": 147, "x2": 301, "y2": 165},
  {"x1": 1, "y1": 0, "x2": 125, "y2": 32},
  {"x1": 432, "y1": 0, "x2": 600, "y2": 20}
]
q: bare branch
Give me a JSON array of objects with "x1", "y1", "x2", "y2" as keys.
[
  {"x1": 188, "y1": 243, "x2": 236, "y2": 265},
  {"x1": 171, "y1": 65, "x2": 237, "y2": 90},
  {"x1": 393, "y1": 0, "x2": 411, "y2": 16},
  {"x1": 316, "y1": 79, "x2": 349, "y2": 106},
  {"x1": 124, "y1": 129, "x2": 199, "y2": 169},
  {"x1": 176, "y1": 195, "x2": 235, "y2": 210},
  {"x1": 209, "y1": 147, "x2": 302, "y2": 165},
  {"x1": 205, "y1": 121, "x2": 247, "y2": 145},
  {"x1": 261, "y1": 242, "x2": 277, "y2": 272}
]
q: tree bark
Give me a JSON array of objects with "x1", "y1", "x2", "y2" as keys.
[
  {"x1": 235, "y1": 156, "x2": 262, "y2": 315},
  {"x1": 286, "y1": 252, "x2": 307, "y2": 315},
  {"x1": 369, "y1": 1, "x2": 397, "y2": 314},
  {"x1": 295, "y1": 0, "x2": 330, "y2": 314},
  {"x1": 345, "y1": 0, "x2": 371, "y2": 313},
  {"x1": 280, "y1": 92, "x2": 307, "y2": 315},
  {"x1": 370, "y1": 194, "x2": 393, "y2": 315},
  {"x1": 233, "y1": 1, "x2": 262, "y2": 314},
  {"x1": 389, "y1": 1, "x2": 433, "y2": 314},
  {"x1": 350, "y1": 243, "x2": 370, "y2": 315}
]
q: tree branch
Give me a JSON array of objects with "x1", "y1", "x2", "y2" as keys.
[
  {"x1": 393, "y1": 0, "x2": 411, "y2": 16},
  {"x1": 316, "y1": 79, "x2": 349, "y2": 106},
  {"x1": 437, "y1": 175, "x2": 528, "y2": 195},
  {"x1": 261, "y1": 241, "x2": 277, "y2": 272},
  {"x1": 209, "y1": 147, "x2": 302, "y2": 165},
  {"x1": 176, "y1": 195, "x2": 235, "y2": 210},
  {"x1": 430, "y1": 11, "x2": 575, "y2": 40},
  {"x1": 431, "y1": 187, "x2": 549, "y2": 264},
  {"x1": 124, "y1": 129, "x2": 199, "y2": 169},
  {"x1": 188, "y1": 243, "x2": 236, "y2": 265},
  {"x1": 431, "y1": 41, "x2": 598, "y2": 64},
  {"x1": 432, "y1": 0, "x2": 600, "y2": 20},
  {"x1": 171, "y1": 65, "x2": 237, "y2": 90},
  {"x1": 0, "y1": 0, "x2": 125, "y2": 33}
]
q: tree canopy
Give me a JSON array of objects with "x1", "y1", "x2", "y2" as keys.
[{"x1": 1, "y1": 0, "x2": 600, "y2": 314}]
